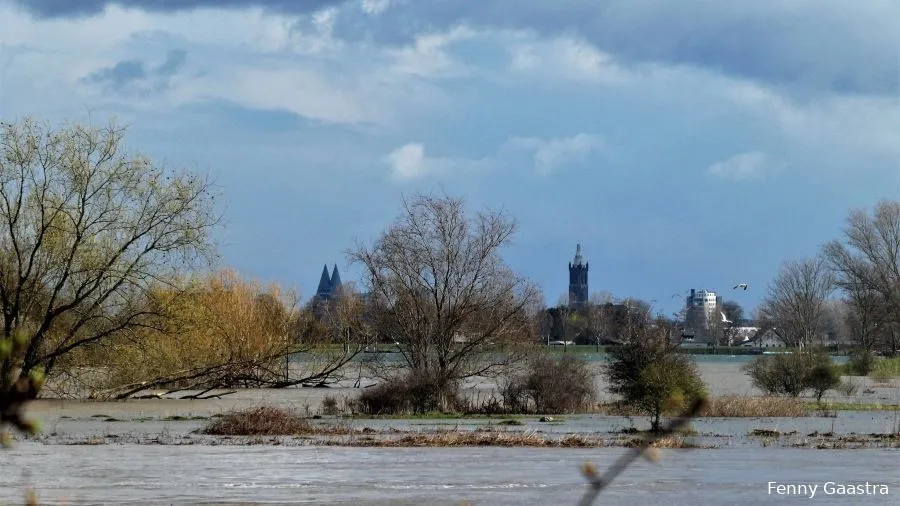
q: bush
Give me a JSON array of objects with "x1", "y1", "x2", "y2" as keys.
[
  {"x1": 807, "y1": 364, "x2": 840, "y2": 402},
  {"x1": 321, "y1": 395, "x2": 340, "y2": 416},
  {"x1": 743, "y1": 349, "x2": 839, "y2": 399},
  {"x1": 836, "y1": 379, "x2": 859, "y2": 397},
  {"x1": 846, "y1": 351, "x2": 875, "y2": 376},
  {"x1": 202, "y1": 407, "x2": 311, "y2": 435},
  {"x1": 354, "y1": 370, "x2": 461, "y2": 415},
  {"x1": 501, "y1": 355, "x2": 596, "y2": 414},
  {"x1": 605, "y1": 329, "x2": 707, "y2": 431}
]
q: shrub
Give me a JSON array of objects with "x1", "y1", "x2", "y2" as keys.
[
  {"x1": 501, "y1": 355, "x2": 596, "y2": 414},
  {"x1": 201, "y1": 407, "x2": 311, "y2": 435},
  {"x1": 354, "y1": 370, "x2": 461, "y2": 415},
  {"x1": 743, "y1": 349, "x2": 839, "y2": 399},
  {"x1": 846, "y1": 351, "x2": 875, "y2": 376},
  {"x1": 321, "y1": 395, "x2": 340, "y2": 416},
  {"x1": 605, "y1": 328, "x2": 707, "y2": 432},
  {"x1": 836, "y1": 379, "x2": 859, "y2": 397},
  {"x1": 807, "y1": 364, "x2": 840, "y2": 403}
]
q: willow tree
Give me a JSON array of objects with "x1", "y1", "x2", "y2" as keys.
[
  {"x1": 0, "y1": 118, "x2": 218, "y2": 407},
  {"x1": 350, "y1": 193, "x2": 540, "y2": 406}
]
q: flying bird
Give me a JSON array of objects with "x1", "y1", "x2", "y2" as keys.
[{"x1": 733, "y1": 283, "x2": 748, "y2": 290}]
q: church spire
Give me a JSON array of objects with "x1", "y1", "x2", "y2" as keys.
[
  {"x1": 572, "y1": 243, "x2": 585, "y2": 266},
  {"x1": 315, "y1": 264, "x2": 332, "y2": 297},
  {"x1": 330, "y1": 264, "x2": 343, "y2": 294}
]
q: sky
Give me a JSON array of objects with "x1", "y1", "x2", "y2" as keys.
[{"x1": 0, "y1": 0, "x2": 898, "y2": 317}]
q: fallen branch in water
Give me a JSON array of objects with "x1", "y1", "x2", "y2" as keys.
[{"x1": 578, "y1": 397, "x2": 707, "y2": 506}]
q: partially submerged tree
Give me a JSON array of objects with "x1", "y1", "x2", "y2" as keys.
[
  {"x1": 350, "y1": 193, "x2": 540, "y2": 410},
  {"x1": 604, "y1": 310, "x2": 706, "y2": 431},
  {"x1": 743, "y1": 348, "x2": 838, "y2": 400},
  {"x1": 760, "y1": 257, "x2": 834, "y2": 348},
  {"x1": 0, "y1": 118, "x2": 218, "y2": 402}
]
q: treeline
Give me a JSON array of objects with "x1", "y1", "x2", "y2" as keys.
[
  {"x1": 758, "y1": 200, "x2": 900, "y2": 370},
  {"x1": 1, "y1": 117, "x2": 897, "y2": 428}
]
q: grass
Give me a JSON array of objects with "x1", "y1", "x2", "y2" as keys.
[
  {"x1": 349, "y1": 412, "x2": 527, "y2": 420},
  {"x1": 598, "y1": 396, "x2": 809, "y2": 418},
  {"x1": 699, "y1": 396, "x2": 809, "y2": 417},
  {"x1": 332, "y1": 429, "x2": 605, "y2": 448},
  {"x1": 807, "y1": 401, "x2": 900, "y2": 411},
  {"x1": 201, "y1": 407, "x2": 352, "y2": 436},
  {"x1": 836, "y1": 356, "x2": 900, "y2": 380}
]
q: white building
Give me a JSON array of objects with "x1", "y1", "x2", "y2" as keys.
[{"x1": 685, "y1": 288, "x2": 723, "y2": 330}]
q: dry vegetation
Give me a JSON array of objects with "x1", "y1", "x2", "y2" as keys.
[
  {"x1": 699, "y1": 396, "x2": 809, "y2": 417},
  {"x1": 201, "y1": 407, "x2": 354, "y2": 436}
]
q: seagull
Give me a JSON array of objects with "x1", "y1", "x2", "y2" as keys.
[{"x1": 733, "y1": 283, "x2": 748, "y2": 290}]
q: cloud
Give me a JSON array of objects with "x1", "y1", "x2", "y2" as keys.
[
  {"x1": 385, "y1": 134, "x2": 605, "y2": 182},
  {"x1": 508, "y1": 36, "x2": 630, "y2": 85},
  {"x1": 82, "y1": 48, "x2": 187, "y2": 93},
  {"x1": 324, "y1": 0, "x2": 899, "y2": 97},
  {"x1": 360, "y1": 0, "x2": 390, "y2": 15},
  {"x1": 707, "y1": 152, "x2": 771, "y2": 182},
  {"x1": 8, "y1": 0, "x2": 345, "y2": 18},
  {"x1": 385, "y1": 142, "x2": 491, "y2": 182},
  {"x1": 387, "y1": 143, "x2": 427, "y2": 181},
  {"x1": 505, "y1": 134, "x2": 605, "y2": 174}
]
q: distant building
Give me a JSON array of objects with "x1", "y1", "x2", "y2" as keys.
[
  {"x1": 313, "y1": 264, "x2": 344, "y2": 306},
  {"x1": 568, "y1": 244, "x2": 588, "y2": 309},
  {"x1": 685, "y1": 288, "x2": 723, "y2": 331},
  {"x1": 740, "y1": 328, "x2": 788, "y2": 349}
]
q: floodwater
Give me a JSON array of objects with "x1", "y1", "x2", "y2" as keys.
[
  {"x1": 7, "y1": 358, "x2": 898, "y2": 505},
  {"x1": 1, "y1": 445, "x2": 897, "y2": 505}
]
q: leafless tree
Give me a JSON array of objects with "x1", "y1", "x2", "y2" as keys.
[
  {"x1": 823, "y1": 200, "x2": 900, "y2": 355},
  {"x1": 760, "y1": 257, "x2": 834, "y2": 348},
  {"x1": 0, "y1": 118, "x2": 218, "y2": 400},
  {"x1": 349, "y1": 193, "x2": 540, "y2": 406}
]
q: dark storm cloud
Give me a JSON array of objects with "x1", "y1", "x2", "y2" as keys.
[
  {"x1": 8, "y1": 0, "x2": 347, "y2": 18},
  {"x1": 11, "y1": 0, "x2": 898, "y2": 96}
]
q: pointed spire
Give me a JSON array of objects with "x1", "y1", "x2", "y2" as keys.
[
  {"x1": 315, "y1": 264, "x2": 332, "y2": 296},
  {"x1": 330, "y1": 264, "x2": 343, "y2": 293},
  {"x1": 572, "y1": 243, "x2": 585, "y2": 266}
]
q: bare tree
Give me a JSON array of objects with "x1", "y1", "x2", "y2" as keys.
[
  {"x1": 0, "y1": 118, "x2": 218, "y2": 399},
  {"x1": 349, "y1": 193, "x2": 540, "y2": 407},
  {"x1": 823, "y1": 200, "x2": 900, "y2": 356},
  {"x1": 760, "y1": 257, "x2": 834, "y2": 348},
  {"x1": 721, "y1": 300, "x2": 745, "y2": 345}
]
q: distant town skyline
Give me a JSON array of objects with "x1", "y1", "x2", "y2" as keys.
[{"x1": 2, "y1": 0, "x2": 896, "y2": 319}]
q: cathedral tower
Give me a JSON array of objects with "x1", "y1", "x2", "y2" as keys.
[{"x1": 568, "y1": 243, "x2": 588, "y2": 309}]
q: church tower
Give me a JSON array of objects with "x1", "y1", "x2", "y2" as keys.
[{"x1": 568, "y1": 243, "x2": 588, "y2": 309}]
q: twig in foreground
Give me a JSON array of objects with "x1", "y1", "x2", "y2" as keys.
[{"x1": 578, "y1": 397, "x2": 707, "y2": 506}]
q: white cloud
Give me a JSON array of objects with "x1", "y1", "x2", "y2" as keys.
[
  {"x1": 361, "y1": 0, "x2": 391, "y2": 15},
  {"x1": 386, "y1": 26, "x2": 476, "y2": 78},
  {"x1": 707, "y1": 152, "x2": 771, "y2": 181},
  {"x1": 505, "y1": 133, "x2": 605, "y2": 174},
  {"x1": 508, "y1": 36, "x2": 631, "y2": 85},
  {"x1": 387, "y1": 143, "x2": 428, "y2": 181}
]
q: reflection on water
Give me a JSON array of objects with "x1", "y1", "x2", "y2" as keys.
[{"x1": 2, "y1": 444, "x2": 896, "y2": 505}]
